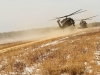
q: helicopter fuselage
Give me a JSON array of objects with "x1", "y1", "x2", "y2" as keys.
[
  {"x1": 80, "y1": 20, "x2": 87, "y2": 28},
  {"x1": 57, "y1": 18, "x2": 75, "y2": 29}
]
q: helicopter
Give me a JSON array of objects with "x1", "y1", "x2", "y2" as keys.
[
  {"x1": 49, "y1": 9, "x2": 87, "y2": 29},
  {"x1": 77, "y1": 15, "x2": 98, "y2": 28}
]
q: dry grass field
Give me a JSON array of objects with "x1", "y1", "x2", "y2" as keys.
[{"x1": 0, "y1": 27, "x2": 100, "y2": 75}]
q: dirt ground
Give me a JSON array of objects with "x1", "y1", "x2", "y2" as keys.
[{"x1": 0, "y1": 26, "x2": 100, "y2": 75}]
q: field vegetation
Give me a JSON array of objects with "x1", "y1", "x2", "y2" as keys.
[{"x1": 0, "y1": 27, "x2": 100, "y2": 75}]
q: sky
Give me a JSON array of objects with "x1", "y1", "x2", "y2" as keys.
[{"x1": 0, "y1": 0, "x2": 100, "y2": 32}]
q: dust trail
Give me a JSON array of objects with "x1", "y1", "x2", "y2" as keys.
[
  {"x1": 46, "y1": 26, "x2": 83, "y2": 39},
  {"x1": 1, "y1": 24, "x2": 99, "y2": 44},
  {"x1": 41, "y1": 25, "x2": 100, "y2": 40}
]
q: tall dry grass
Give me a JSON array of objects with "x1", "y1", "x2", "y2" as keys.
[{"x1": 0, "y1": 27, "x2": 100, "y2": 74}]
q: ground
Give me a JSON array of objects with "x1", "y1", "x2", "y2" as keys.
[{"x1": 0, "y1": 26, "x2": 100, "y2": 75}]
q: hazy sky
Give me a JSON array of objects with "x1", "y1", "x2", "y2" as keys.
[{"x1": 0, "y1": 0, "x2": 100, "y2": 32}]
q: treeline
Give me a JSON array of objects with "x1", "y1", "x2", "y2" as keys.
[{"x1": 88, "y1": 22, "x2": 100, "y2": 27}]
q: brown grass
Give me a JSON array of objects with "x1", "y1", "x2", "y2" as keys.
[{"x1": 0, "y1": 27, "x2": 100, "y2": 75}]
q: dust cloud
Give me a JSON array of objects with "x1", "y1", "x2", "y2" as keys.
[
  {"x1": 42, "y1": 25, "x2": 83, "y2": 39},
  {"x1": 0, "y1": 23, "x2": 100, "y2": 44},
  {"x1": 0, "y1": 25, "x2": 82, "y2": 44}
]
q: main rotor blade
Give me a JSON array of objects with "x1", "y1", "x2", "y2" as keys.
[
  {"x1": 48, "y1": 17, "x2": 60, "y2": 21},
  {"x1": 75, "y1": 19, "x2": 92, "y2": 21},
  {"x1": 82, "y1": 15, "x2": 98, "y2": 20},
  {"x1": 57, "y1": 9, "x2": 85, "y2": 19},
  {"x1": 66, "y1": 10, "x2": 87, "y2": 17},
  {"x1": 49, "y1": 9, "x2": 87, "y2": 21},
  {"x1": 58, "y1": 9, "x2": 83, "y2": 18}
]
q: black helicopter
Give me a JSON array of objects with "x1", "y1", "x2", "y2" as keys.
[
  {"x1": 77, "y1": 15, "x2": 98, "y2": 28},
  {"x1": 49, "y1": 9, "x2": 87, "y2": 29}
]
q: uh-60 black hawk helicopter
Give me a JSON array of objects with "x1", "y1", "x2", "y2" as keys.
[
  {"x1": 49, "y1": 9, "x2": 87, "y2": 29},
  {"x1": 77, "y1": 15, "x2": 98, "y2": 28}
]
